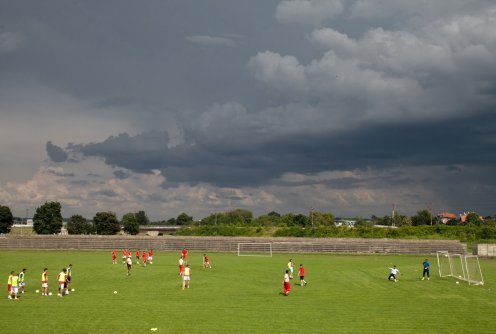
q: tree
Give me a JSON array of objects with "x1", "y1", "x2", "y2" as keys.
[
  {"x1": 135, "y1": 210, "x2": 149, "y2": 225},
  {"x1": 227, "y1": 209, "x2": 253, "y2": 225},
  {"x1": 122, "y1": 213, "x2": 139, "y2": 235},
  {"x1": 411, "y1": 210, "x2": 431, "y2": 226},
  {"x1": 465, "y1": 212, "x2": 482, "y2": 226},
  {"x1": 292, "y1": 214, "x2": 309, "y2": 227},
  {"x1": 176, "y1": 212, "x2": 193, "y2": 225},
  {"x1": 0, "y1": 205, "x2": 14, "y2": 233},
  {"x1": 93, "y1": 212, "x2": 120, "y2": 235},
  {"x1": 310, "y1": 212, "x2": 335, "y2": 226},
  {"x1": 33, "y1": 201, "x2": 63, "y2": 234},
  {"x1": 67, "y1": 214, "x2": 91, "y2": 234}
]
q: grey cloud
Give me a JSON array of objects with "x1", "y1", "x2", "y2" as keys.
[
  {"x1": 46, "y1": 141, "x2": 68, "y2": 162},
  {"x1": 91, "y1": 190, "x2": 119, "y2": 197},
  {"x1": 44, "y1": 169, "x2": 74, "y2": 178},
  {"x1": 186, "y1": 35, "x2": 236, "y2": 48},
  {"x1": 113, "y1": 170, "x2": 131, "y2": 179}
]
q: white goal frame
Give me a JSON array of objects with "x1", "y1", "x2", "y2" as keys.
[
  {"x1": 237, "y1": 243, "x2": 273, "y2": 257},
  {"x1": 437, "y1": 251, "x2": 484, "y2": 285}
]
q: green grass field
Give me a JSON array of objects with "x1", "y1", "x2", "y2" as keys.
[{"x1": 1, "y1": 250, "x2": 496, "y2": 333}]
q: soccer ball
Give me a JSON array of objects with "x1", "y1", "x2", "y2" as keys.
[
  {"x1": 114, "y1": 291, "x2": 118, "y2": 294},
  {"x1": 35, "y1": 290, "x2": 40, "y2": 293},
  {"x1": 48, "y1": 292, "x2": 53, "y2": 296},
  {"x1": 71, "y1": 288, "x2": 75, "y2": 292},
  {"x1": 456, "y1": 281, "x2": 460, "y2": 284}
]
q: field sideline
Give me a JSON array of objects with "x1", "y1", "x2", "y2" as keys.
[{"x1": 1, "y1": 250, "x2": 496, "y2": 333}]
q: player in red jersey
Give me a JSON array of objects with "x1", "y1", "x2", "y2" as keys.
[
  {"x1": 127, "y1": 250, "x2": 132, "y2": 259},
  {"x1": 111, "y1": 250, "x2": 117, "y2": 264},
  {"x1": 282, "y1": 270, "x2": 291, "y2": 296},
  {"x1": 135, "y1": 250, "x2": 140, "y2": 264},
  {"x1": 298, "y1": 264, "x2": 307, "y2": 286},
  {"x1": 181, "y1": 249, "x2": 188, "y2": 260},
  {"x1": 178, "y1": 257, "x2": 184, "y2": 276},
  {"x1": 121, "y1": 250, "x2": 127, "y2": 264},
  {"x1": 142, "y1": 251, "x2": 148, "y2": 267},
  {"x1": 148, "y1": 250, "x2": 153, "y2": 264},
  {"x1": 202, "y1": 254, "x2": 211, "y2": 269}
]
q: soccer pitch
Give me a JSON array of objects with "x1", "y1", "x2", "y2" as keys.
[{"x1": 1, "y1": 250, "x2": 496, "y2": 333}]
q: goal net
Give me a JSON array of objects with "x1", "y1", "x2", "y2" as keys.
[
  {"x1": 436, "y1": 251, "x2": 484, "y2": 285},
  {"x1": 237, "y1": 243, "x2": 272, "y2": 257}
]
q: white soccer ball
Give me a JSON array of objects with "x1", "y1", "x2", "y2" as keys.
[
  {"x1": 456, "y1": 281, "x2": 460, "y2": 284},
  {"x1": 114, "y1": 291, "x2": 118, "y2": 294},
  {"x1": 71, "y1": 288, "x2": 75, "y2": 292},
  {"x1": 48, "y1": 292, "x2": 52, "y2": 296},
  {"x1": 35, "y1": 290, "x2": 40, "y2": 293}
]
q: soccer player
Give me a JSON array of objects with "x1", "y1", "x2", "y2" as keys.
[
  {"x1": 41, "y1": 268, "x2": 48, "y2": 296},
  {"x1": 299, "y1": 264, "x2": 307, "y2": 286},
  {"x1": 135, "y1": 250, "x2": 140, "y2": 264},
  {"x1": 148, "y1": 250, "x2": 153, "y2": 264},
  {"x1": 388, "y1": 265, "x2": 400, "y2": 282},
  {"x1": 57, "y1": 268, "x2": 67, "y2": 297},
  {"x1": 142, "y1": 251, "x2": 148, "y2": 267},
  {"x1": 181, "y1": 249, "x2": 188, "y2": 261},
  {"x1": 19, "y1": 268, "x2": 26, "y2": 294},
  {"x1": 287, "y1": 259, "x2": 294, "y2": 279},
  {"x1": 122, "y1": 249, "x2": 127, "y2": 264},
  {"x1": 178, "y1": 257, "x2": 184, "y2": 276},
  {"x1": 112, "y1": 250, "x2": 117, "y2": 264},
  {"x1": 7, "y1": 271, "x2": 13, "y2": 299},
  {"x1": 126, "y1": 256, "x2": 132, "y2": 276},
  {"x1": 65, "y1": 264, "x2": 72, "y2": 294},
  {"x1": 202, "y1": 254, "x2": 211, "y2": 269},
  {"x1": 282, "y1": 270, "x2": 291, "y2": 296},
  {"x1": 10, "y1": 272, "x2": 19, "y2": 300},
  {"x1": 182, "y1": 264, "x2": 191, "y2": 290},
  {"x1": 422, "y1": 259, "x2": 430, "y2": 280}
]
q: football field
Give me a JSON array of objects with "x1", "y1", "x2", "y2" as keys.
[{"x1": 1, "y1": 250, "x2": 496, "y2": 333}]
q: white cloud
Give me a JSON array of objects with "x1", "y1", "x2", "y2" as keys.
[{"x1": 276, "y1": 0, "x2": 344, "y2": 26}]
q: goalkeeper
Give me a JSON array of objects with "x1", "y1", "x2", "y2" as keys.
[{"x1": 422, "y1": 259, "x2": 430, "y2": 280}]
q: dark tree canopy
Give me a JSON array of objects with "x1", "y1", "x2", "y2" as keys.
[
  {"x1": 93, "y1": 212, "x2": 120, "y2": 235},
  {"x1": 33, "y1": 201, "x2": 63, "y2": 234},
  {"x1": 67, "y1": 214, "x2": 92, "y2": 235},
  {"x1": 135, "y1": 210, "x2": 149, "y2": 225},
  {"x1": 122, "y1": 212, "x2": 139, "y2": 235},
  {"x1": 411, "y1": 209, "x2": 432, "y2": 226},
  {"x1": 0, "y1": 205, "x2": 14, "y2": 233}
]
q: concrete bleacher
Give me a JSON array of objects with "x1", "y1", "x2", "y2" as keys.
[{"x1": 0, "y1": 234, "x2": 466, "y2": 255}]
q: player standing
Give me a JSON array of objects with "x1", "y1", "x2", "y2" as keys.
[
  {"x1": 298, "y1": 264, "x2": 307, "y2": 286},
  {"x1": 65, "y1": 264, "x2": 72, "y2": 293},
  {"x1": 19, "y1": 268, "x2": 26, "y2": 294},
  {"x1": 112, "y1": 250, "x2": 117, "y2": 264},
  {"x1": 182, "y1": 264, "x2": 191, "y2": 290},
  {"x1": 388, "y1": 265, "x2": 400, "y2": 282},
  {"x1": 10, "y1": 272, "x2": 19, "y2": 300},
  {"x1": 7, "y1": 271, "x2": 14, "y2": 299},
  {"x1": 178, "y1": 257, "x2": 184, "y2": 276},
  {"x1": 282, "y1": 270, "x2": 291, "y2": 296},
  {"x1": 122, "y1": 249, "x2": 127, "y2": 264},
  {"x1": 41, "y1": 268, "x2": 48, "y2": 296},
  {"x1": 287, "y1": 259, "x2": 294, "y2": 279},
  {"x1": 202, "y1": 254, "x2": 211, "y2": 269},
  {"x1": 135, "y1": 250, "x2": 140, "y2": 264},
  {"x1": 57, "y1": 268, "x2": 67, "y2": 297},
  {"x1": 148, "y1": 250, "x2": 153, "y2": 264},
  {"x1": 422, "y1": 259, "x2": 430, "y2": 280}
]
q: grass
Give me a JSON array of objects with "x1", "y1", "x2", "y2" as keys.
[{"x1": 1, "y1": 251, "x2": 496, "y2": 333}]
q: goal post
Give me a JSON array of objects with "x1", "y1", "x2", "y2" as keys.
[
  {"x1": 436, "y1": 251, "x2": 484, "y2": 285},
  {"x1": 237, "y1": 243, "x2": 272, "y2": 257}
]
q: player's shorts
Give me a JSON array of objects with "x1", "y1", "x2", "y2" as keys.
[
  {"x1": 59, "y1": 282, "x2": 65, "y2": 289},
  {"x1": 42, "y1": 283, "x2": 48, "y2": 288},
  {"x1": 148, "y1": 256, "x2": 153, "y2": 261},
  {"x1": 19, "y1": 282, "x2": 25, "y2": 287},
  {"x1": 284, "y1": 282, "x2": 291, "y2": 290},
  {"x1": 289, "y1": 267, "x2": 293, "y2": 272},
  {"x1": 127, "y1": 264, "x2": 131, "y2": 270},
  {"x1": 12, "y1": 286, "x2": 18, "y2": 293},
  {"x1": 300, "y1": 276, "x2": 304, "y2": 280},
  {"x1": 183, "y1": 276, "x2": 190, "y2": 281},
  {"x1": 7, "y1": 284, "x2": 11, "y2": 293}
]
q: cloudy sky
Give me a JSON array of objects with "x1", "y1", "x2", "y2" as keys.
[{"x1": 1, "y1": 0, "x2": 495, "y2": 221}]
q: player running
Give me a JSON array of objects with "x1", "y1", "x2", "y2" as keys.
[
  {"x1": 282, "y1": 270, "x2": 291, "y2": 296},
  {"x1": 202, "y1": 254, "x2": 211, "y2": 269},
  {"x1": 178, "y1": 257, "x2": 184, "y2": 276},
  {"x1": 388, "y1": 265, "x2": 400, "y2": 282},
  {"x1": 422, "y1": 259, "x2": 430, "y2": 280},
  {"x1": 126, "y1": 256, "x2": 132, "y2": 276},
  {"x1": 142, "y1": 251, "x2": 148, "y2": 267},
  {"x1": 148, "y1": 250, "x2": 153, "y2": 264},
  {"x1": 287, "y1": 259, "x2": 294, "y2": 279},
  {"x1": 122, "y1": 249, "x2": 127, "y2": 264},
  {"x1": 299, "y1": 264, "x2": 307, "y2": 286},
  {"x1": 135, "y1": 250, "x2": 140, "y2": 264}
]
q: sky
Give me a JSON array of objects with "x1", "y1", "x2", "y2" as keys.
[{"x1": 1, "y1": 0, "x2": 496, "y2": 221}]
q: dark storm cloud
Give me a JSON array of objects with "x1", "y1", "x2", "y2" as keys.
[
  {"x1": 46, "y1": 141, "x2": 68, "y2": 162},
  {"x1": 113, "y1": 170, "x2": 131, "y2": 180}
]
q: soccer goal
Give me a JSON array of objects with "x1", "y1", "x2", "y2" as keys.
[
  {"x1": 437, "y1": 251, "x2": 484, "y2": 285},
  {"x1": 237, "y1": 243, "x2": 272, "y2": 257}
]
